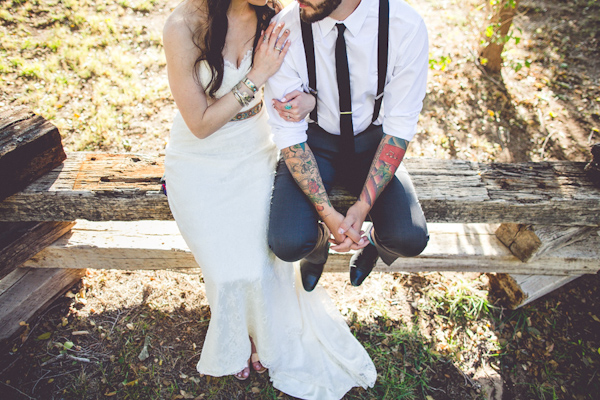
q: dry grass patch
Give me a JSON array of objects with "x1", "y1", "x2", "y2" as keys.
[{"x1": 0, "y1": 0, "x2": 173, "y2": 153}]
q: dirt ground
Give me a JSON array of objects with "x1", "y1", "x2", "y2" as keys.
[{"x1": 1, "y1": 0, "x2": 599, "y2": 398}]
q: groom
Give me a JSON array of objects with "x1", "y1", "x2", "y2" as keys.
[{"x1": 265, "y1": 0, "x2": 429, "y2": 291}]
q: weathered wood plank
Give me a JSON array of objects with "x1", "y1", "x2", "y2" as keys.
[
  {"x1": 0, "y1": 267, "x2": 85, "y2": 343},
  {"x1": 0, "y1": 152, "x2": 171, "y2": 221},
  {"x1": 495, "y1": 223, "x2": 595, "y2": 262},
  {"x1": 0, "y1": 108, "x2": 67, "y2": 201},
  {"x1": 1, "y1": 154, "x2": 599, "y2": 225},
  {"x1": 21, "y1": 221, "x2": 600, "y2": 275},
  {"x1": 0, "y1": 221, "x2": 75, "y2": 279},
  {"x1": 487, "y1": 273, "x2": 582, "y2": 309}
]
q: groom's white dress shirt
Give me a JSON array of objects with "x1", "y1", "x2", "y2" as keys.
[{"x1": 264, "y1": 0, "x2": 429, "y2": 150}]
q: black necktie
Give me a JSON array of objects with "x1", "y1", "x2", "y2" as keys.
[{"x1": 335, "y1": 23, "x2": 354, "y2": 157}]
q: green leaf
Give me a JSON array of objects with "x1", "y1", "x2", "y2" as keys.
[
  {"x1": 37, "y1": 332, "x2": 52, "y2": 340},
  {"x1": 528, "y1": 327, "x2": 541, "y2": 336},
  {"x1": 64, "y1": 341, "x2": 74, "y2": 350}
]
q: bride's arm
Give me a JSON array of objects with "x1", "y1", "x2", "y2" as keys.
[{"x1": 163, "y1": 15, "x2": 290, "y2": 139}]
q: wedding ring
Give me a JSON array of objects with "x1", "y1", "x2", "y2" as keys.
[
  {"x1": 287, "y1": 114, "x2": 291, "y2": 119},
  {"x1": 263, "y1": 35, "x2": 269, "y2": 43},
  {"x1": 274, "y1": 46, "x2": 283, "y2": 52},
  {"x1": 284, "y1": 103, "x2": 292, "y2": 110}
]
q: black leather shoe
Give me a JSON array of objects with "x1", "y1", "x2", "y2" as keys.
[
  {"x1": 300, "y1": 259, "x2": 325, "y2": 292},
  {"x1": 349, "y1": 243, "x2": 379, "y2": 286},
  {"x1": 299, "y1": 224, "x2": 330, "y2": 292}
]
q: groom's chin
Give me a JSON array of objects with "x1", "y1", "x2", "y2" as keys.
[
  {"x1": 297, "y1": 0, "x2": 343, "y2": 23},
  {"x1": 299, "y1": 8, "x2": 324, "y2": 23}
]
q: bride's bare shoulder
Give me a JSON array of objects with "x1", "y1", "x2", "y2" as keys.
[{"x1": 163, "y1": 0, "x2": 208, "y2": 44}]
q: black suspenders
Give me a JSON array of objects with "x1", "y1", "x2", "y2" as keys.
[
  {"x1": 301, "y1": 20, "x2": 318, "y2": 122},
  {"x1": 300, "y1": 0, "x2": 390, "y2": 126}
]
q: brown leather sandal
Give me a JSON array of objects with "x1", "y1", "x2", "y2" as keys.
[
  {"x1": 250, "y1": 338, "x2": 267, "y2": 374},
  {"x1": 251, "y1": 352, "x2": 267, "y2": 374},
  {"x1": 234, "y1": 360, "x2": 250, "y2": 381}
]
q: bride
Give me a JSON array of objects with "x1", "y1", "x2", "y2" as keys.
[{"x1": 162, "y1": 0, "x2": 376, "y2": 398}]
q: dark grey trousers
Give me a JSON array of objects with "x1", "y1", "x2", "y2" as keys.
[{"x1": 268, "y1": 124, "x2": 429, "y2": 266}]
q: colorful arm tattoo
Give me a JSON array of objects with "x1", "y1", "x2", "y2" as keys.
[
  {"x1": 359, "y1": 135, "x2": 408, "y2": 208},
  {"x1": 281, "y1": 143, "x2": 332, "y2": 214}
]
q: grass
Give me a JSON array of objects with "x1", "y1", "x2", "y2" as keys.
[
  {"x1": 360, "y1": 326, "x2": 440, "y2": 399},
  {"x1": 426, "y1": 277, "x2": 493, "y2": 322},
  {"x1": 0, "y1": 0, "x2": 170, "y2": 152}
]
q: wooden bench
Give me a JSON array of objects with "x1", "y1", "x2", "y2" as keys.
[
  {"x1": 2, "y1": 151, "x2": 600, "y2": 226},
  {"x1": 2, "y1": 150, "x2": 599, "y2": 294},
  {"x1": 1, "y1": 109, "x2": 599, "y2": 345}
]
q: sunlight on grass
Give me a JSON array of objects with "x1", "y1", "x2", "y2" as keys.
[
  {"x1": 427, "y1": 277, "x2": 492, "y2": 321},
  {"x1": 0, "y1": 0, "x2": 171, "y2": 152}
]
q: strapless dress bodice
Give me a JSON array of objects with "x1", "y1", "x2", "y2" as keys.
[{"x1": 198, "y1": 50, "x2": 261, "y2": 111}]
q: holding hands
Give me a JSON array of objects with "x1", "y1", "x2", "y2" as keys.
[
  {"x1": 273, "y1": 90, "x2": 316, "y2": 122},
  {"x1": 324, "y1": 207, "x2": 369, "y2": 253}
]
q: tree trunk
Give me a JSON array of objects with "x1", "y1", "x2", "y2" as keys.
[{"x1": 479, "y1": 0, "x2": 520, "y2": 74}]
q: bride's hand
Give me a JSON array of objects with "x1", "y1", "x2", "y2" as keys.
[
  {"x1": 273, "y1": 90, "x2": 316, "y2": 122},
  {"x1": 247, "y1": 21, "x2": 291, "y2": 87}
]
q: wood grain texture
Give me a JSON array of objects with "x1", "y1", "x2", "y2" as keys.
[
  {"x1": 496, "y1": 223, "x2": 595, "y2": 262},
  {"x1": 487, "y1": 272, "x2": 582, "y2": 309},
  {"x1": 0, "y1": 221, "x2": 75, "y2": 280},
  {"x1": 1, "y1": 154, "x2": 599, "y2": 225},
  {"x1": 0, "y1": 108, "x2": 66, "y2": 201},
  {"x1": 21, "y1": 221, "x2": 600, "y2": 275},
  {"x1": 0, "y1": 267, "x2": 84, "y2": 343}
]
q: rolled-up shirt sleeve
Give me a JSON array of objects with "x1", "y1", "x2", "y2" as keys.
[
  {"x1": 264, "y1": 16, "x2": 309, "y2": 150},
  {"x1": 382, "y1": 18, "x2": 429, "y2": 142}
]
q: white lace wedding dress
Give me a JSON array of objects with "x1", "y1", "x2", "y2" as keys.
[{"x1": 164, "y1": 50, "x2": 376, "y2": 399}]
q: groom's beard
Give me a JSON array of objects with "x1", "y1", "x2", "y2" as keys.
[{"x1": 298, "y1": 0, "x2": 343, "y2": 23}]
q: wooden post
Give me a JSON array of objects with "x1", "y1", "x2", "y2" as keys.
[
  {"x1": 0, "y1": 221, "x2": 75, "y2": 280},
  {"x1": 0, "y1": 108, "x2": 79, "y2": 346},
  {"x1": 585, "y1": 143, "x2": 600, "y2": 188},
  {"x1": 0, "y1": 108, "x2": 67, "y2": 201},
  {"x1": 487, "y1": 273, "x2": 581, "y2": 309},
  {"x1": 0, "y1": 267, "x2": 85, "y2": 346}
]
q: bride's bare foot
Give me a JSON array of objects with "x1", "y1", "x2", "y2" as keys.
[{"x1": 250, "y1": 337, "x2": 267, "y2": 374}]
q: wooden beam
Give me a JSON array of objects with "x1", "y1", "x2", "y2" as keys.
[
  {"x1": 495, "y1": 223, "x2": 596, "y2": 262},
  {"x1": 0, "y1": 221, "x2": 75, "y2": 280},
  {"x1": 1, "y1": 153, "x2": 599, "y2": 225},
  {"x1": 487, "y1": 273, "x2": 582, "y2": 309},
  {"x1": 21, "y1": 221, "x2": 600, "y2": 275},
  {"x1": 0, "y1": 267, "x2": 85, "y2": 344},
  {"x1": 0, "y1": 108, "x2": 66, "y2": 201}
]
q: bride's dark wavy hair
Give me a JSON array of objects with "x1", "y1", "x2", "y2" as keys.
[{"x1": 193, "y1": 0, "x2": 276, "y2": 98}]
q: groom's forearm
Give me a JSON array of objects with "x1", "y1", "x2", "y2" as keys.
[
  {"x1": 281, "y1": 143, "x2": 333, "y2": 219},
  {"x1": 357, "y1": 134, "x2": 408, "y2": 210}
]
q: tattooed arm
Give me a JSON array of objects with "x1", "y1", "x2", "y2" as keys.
[
  {"x1": 281, "y1": 143, "x2": 367, "y2": 248},
  {"x1": 359, "y1": 135, "x2": 408, "y2": 207},
  {"x1": 336, "y1": 135, "x2": 408, "y2": 249}
]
